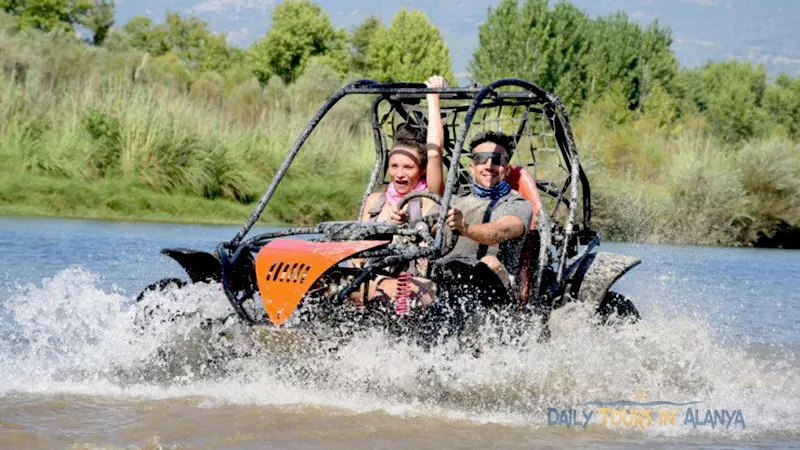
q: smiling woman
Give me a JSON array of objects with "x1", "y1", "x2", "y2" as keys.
[
  {"x1": 359, "y1": 125, "x2": 433, "y2": 224},
  {"x1": 359, "y1": 75, "x2": 447, "y2": 225}
]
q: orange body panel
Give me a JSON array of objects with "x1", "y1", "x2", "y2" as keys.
[{"x1": 255, "y1": 239, "x2": 388, "y2": 325}]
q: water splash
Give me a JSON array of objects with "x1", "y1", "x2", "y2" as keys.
[{"x1": 0, "y1": 267, "x2": 798, "y2": 438}]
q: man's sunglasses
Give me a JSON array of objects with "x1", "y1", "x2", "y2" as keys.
[{"x1": 471, "y1": 152, "x2": 509, "y2": 166}]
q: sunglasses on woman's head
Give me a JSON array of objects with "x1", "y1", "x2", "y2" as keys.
[{"x1": 471, "y1": 152, "x2": 509, "y2": 166}]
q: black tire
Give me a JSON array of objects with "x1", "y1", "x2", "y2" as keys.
[
  {"x1": 135, "y1": 277, "x2": 187, "y2": 302},
  {"x1": 596, "y1": 291, "x2": 640, "y2": 324}
]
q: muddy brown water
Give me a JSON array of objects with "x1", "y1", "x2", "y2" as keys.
[{"x1": 1, "y1": 217, "x2": 798, "y2": 449}]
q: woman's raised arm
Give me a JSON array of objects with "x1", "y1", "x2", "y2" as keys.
[{"x1": 424, "y1": 75, "x2": 446, "y2": 196}]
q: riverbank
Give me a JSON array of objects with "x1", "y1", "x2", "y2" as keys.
[
  {"x1": 0, "y1": 171, "x2": 255, "y2": 225},
  {"x1": 3, "y1": 115, "x2": 799, "y2": 248},
  {"x1": 3, "y1": 169, "x2": 799, "y2": 249},
  {"x1": 0, "y1": 168, "x2": 375, "y2": 226}
]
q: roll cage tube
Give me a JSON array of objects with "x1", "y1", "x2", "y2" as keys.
[
  {"x1": 549, "y1": 101, "x2": 592, "y2": 233},
  {"x1": 552, "y1": 102, "x2": 581, "y2": 282},
  {"x1": 229, "y1": 79, "x2": 379, "y2": 248},
  {"x1": 361, "y1": 95, "x2": 389, "y2": 214}
]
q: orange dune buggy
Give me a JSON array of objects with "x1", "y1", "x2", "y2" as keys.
[{"x1": 139, "y1": 79, "x2": 641, "y2": 342}]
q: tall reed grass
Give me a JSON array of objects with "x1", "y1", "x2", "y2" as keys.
[{"x1": 0, "y1": 22, "x2": 375, "y2": 225}]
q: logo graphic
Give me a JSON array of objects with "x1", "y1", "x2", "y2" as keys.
[{"x1": 547, "y1": 389, "x2": 745, "y2": 430}]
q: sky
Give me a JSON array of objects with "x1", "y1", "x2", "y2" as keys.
[{"x1": 114, "y1": 0, "x2": 800, "y2": 79}]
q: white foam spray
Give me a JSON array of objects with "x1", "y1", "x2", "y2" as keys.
[{"x1": 0, "y1": 267, "x2": 798, "y2": 439}]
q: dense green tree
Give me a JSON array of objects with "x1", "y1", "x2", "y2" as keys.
[
  {"x1": 247, "y1": 0, "x2": 345, "y2": 84},
  {"x1": 637, "y1": 21, "x2": 678, "y2": 109},
  {"x1": 1, "y1": 0, "x2": 114, "y2": 44},
  {"x1": 684, "y1": 60, "x2": 768, "y2": 143},
  {"x1": 469, "y1": 0, "x2": 591, "y2": 112},
  {"x1": 641, "y1": 82, "x2": 675, "y2": 129},
  {"x1": 2, "y1": 0, "x2": 89, "y2": 32},
  {"x1": 80, "y1": 0, "x2": 113, "y2": 45},
  {"x1": 471, "y1": 1, "x2": 677, "y2": 114},
  {"x1": 672, "y1": 67, "x2": 705, "y2": 117},
  {"x1": 544, "y1": 1, "x2": 592, "y2": 112},
  {"x1": 763, "y1": 73, "x2": 800, "y2": 140},
  {"x1": 586, "y1": 12, "x2": 641, "y2": 103},
  {"x1": 365, "y1": 9, "x2": 453, "y2": 82},
  {"x1": 470, "y1": 0, "x2": 546, "y2": 83},
  {"x1": 348, "y1": 15, "x2": 382, "y2": 74},
  {"x1": 122, "y1": 16, "x2": 158, "y2": 51},
  {"x1": 122, "y1": 11, "x2": 235, "y2": 73},
  {"x1": 588, "y1": 80, "x2": 634, "y2": 127},
  {"x1": 584, "y1": 12, "x2": 677, "y2": 112},
  {"x1": 160, "y1": 12, "x2": 232, "y2": 72}
]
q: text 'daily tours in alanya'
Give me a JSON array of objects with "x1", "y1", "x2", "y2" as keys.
[{"x1": 547, "y1": 391, "x2": 745, "y2": 431}]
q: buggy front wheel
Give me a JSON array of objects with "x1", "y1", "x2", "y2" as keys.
[
  {"x1": 596, "y1": 291, "x2": 640, "y2": 324},
  {"x1": 135, "y1": 277, "x2": 187, "y2": 302}
]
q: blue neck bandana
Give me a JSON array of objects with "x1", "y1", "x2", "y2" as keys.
[{"x1": 471, "y1": 180, "x2": 511, "y2": 206}]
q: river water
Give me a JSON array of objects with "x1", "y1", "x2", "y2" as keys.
[{"x1": 0, "y1": 217, "x2": 798, "y2": 449}]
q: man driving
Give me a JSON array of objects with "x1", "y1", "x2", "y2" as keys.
[{"x1": 445, "y1": 131, "x2": 534, "y2": 289}]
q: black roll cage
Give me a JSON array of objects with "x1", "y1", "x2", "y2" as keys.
[{"x1": 216, "y1": 79, "x2": 596, "y2": 324}]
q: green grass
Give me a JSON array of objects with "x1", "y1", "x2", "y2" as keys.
[
  {"x1": 0, "y1": 170, "x2": 374, "y2": 226},
  {"x1": 0, "y1": 171, "x2": 256, "y2": 224}
]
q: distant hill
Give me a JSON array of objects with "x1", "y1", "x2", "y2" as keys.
[{"x1": 116, "y1": 0, "x2": 800, "y2": 80}]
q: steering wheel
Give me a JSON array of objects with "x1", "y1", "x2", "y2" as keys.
[{"x1": 396, "y1": 191, "x2": 459, "y2": 256}]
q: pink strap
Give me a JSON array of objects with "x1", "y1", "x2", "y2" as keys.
[{"x1": 394, "y1": 272, "x2": 412, "y2": 316}]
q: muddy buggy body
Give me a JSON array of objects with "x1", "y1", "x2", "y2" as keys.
[{"x1": 139, "y1": 79, "x2": 641, "y2": 342}]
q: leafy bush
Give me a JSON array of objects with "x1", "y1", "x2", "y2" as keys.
[
  {"x1": 228, "y1": 78, "x2": 267, "y2": 125},
  {"x1": 200, "y1": 144, "x2": 257, "y2": 202},
  {"x1": 735, "y1": 139, "x2": 800, "y2": 247},
  {"x1": 663, "y1": 138, "x2": 749, "y2": 245},
  {"x1": 81, "y1": 107, "x2": 121, "y2": 177}
]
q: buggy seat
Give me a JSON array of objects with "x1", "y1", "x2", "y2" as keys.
[
  {"x1": 505, "y1": 166, "x2": 542, "y2": 304},
  {"x1": 505, "y1": 166, "x2": 541, "y2": 222}
]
